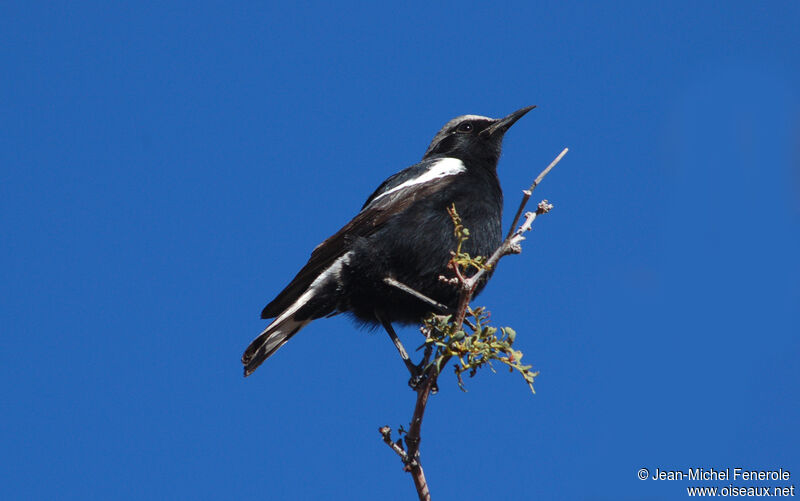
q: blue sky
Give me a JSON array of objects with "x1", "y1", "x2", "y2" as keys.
[{"x1": 1, "y1": 1, "x2": 798, "y2": 500}]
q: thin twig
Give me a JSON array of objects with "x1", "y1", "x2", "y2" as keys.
[
  {"x1": 479, "y1": 148, "x2": 568, "y2": 286},
  {"x1": 505, "y1": 201, "x2": 553, "y2": 251},
  {"x1": 506, "y1": 147, "x2": 568, "y2": 239},
  {"x1": 379, "y1": 426, "x2": 409, "y2": 462},
  {"x1": 384, "y1": 277, "x2": 451, "y2": 313},
  {"x1": 532, "y1": 148, "x2": 568, "y2": 189}
]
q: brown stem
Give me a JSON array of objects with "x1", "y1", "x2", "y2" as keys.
[
  {"x1": 378, "y1": 148, "x2": 568, "y2": 501},
  {"x1": 379, "y1": 426, "x2": 408, "y2": 462},
  {"x1": 452, "y1": 281, "x2": 476, "y2": 332},
  {"x1": 506, "y1": 147, "x2": 568, "y2": 239},
  {"x1": 404, "y1": 371, "x2": 436, "y2": 501}
]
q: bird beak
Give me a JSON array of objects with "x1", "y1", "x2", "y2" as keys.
[{"x1": 482, "y1": 105, "x2": 536, "y2": 137}]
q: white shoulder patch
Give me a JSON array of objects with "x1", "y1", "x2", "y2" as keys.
[{"x1": 371, "y1": 158, "x2": 466, "y2": 203}]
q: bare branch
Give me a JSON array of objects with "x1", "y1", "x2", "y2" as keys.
[
  {"x1": 379, "y1": 426, "x2": 409, "y2": 462},
  {"x1": 384, "y1": 277, "x2": 451, "y2": 313},
  {"x1": 518, "y1": 210, "x2": 538, "y2": 234},
  {"x1": 508, "y1": 201, "x2": 553, "y2": 247},
  {"x1": 379, "y1": 148, "x2": 568, "y2": 501},
  {"x1": 532, "y1": 148, "x2": 568, "y2": 190},
  {"x1": 403, "y1": 371, "x2": 435, "y2": 500},
  {"x1": 474, "y1": 148, "x2": 568, "y2": 289},
  {"x1": 506, "y1": 147, "x2": 568, "y2": 239}
]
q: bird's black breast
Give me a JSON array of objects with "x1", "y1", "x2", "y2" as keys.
[{"x1": 340, "y1": 166, "x2": 503, "y2": 325}]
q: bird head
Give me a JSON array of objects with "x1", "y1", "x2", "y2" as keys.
[{"x1": 422, "y1": 106, "x2": 535, "y2": 166}]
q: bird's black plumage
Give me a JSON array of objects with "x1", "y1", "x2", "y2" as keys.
[{"x1": 243, "y1": 106, "x2": 535, "y2": 376}]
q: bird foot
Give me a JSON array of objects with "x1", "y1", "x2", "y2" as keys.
[{"x1": 407, "y1": 365, "x2": 438, "y2": 393}]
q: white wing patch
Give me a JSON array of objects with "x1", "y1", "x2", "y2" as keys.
[
  {"x1": 270, "y1": 251, "x2": 353, "y2": 327},
  {"x1": 371, "y1": 157, "x2": 466, "y2": 204},
  {"x1": 310, "y1": 251, "x2": 352, "y2": 288}
]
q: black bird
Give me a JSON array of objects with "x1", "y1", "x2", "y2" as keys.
[{"x1": 242, "y1": 106, "x2": 535, "y2": 377}]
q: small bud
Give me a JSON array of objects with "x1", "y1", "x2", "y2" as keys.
[{"x1": 537, "y1": 200, "x2": 554, "y2": 213}]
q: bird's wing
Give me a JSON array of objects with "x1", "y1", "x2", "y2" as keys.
[
  {"x1": 260, "y1": 157, "x2": 466, "y2": 319},
  {"x1": 361, "y1": 160, "x2": 437, "y2": 209}
]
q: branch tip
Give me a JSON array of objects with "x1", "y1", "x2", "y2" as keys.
[
  {"x1": 380, "y1": 426, "x2": 410, "y2": 463},
  {"x1": 531, "y1": 147, "x2": 568, "y2": 189},
  {"x1": 507, "y1": 148, "x2": 569, "y2": 240},
  {"x1": 537, "y1": 200, "x2": 554, "y2": 213}
]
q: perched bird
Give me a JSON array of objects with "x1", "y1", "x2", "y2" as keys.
[{"x1": 242, "y1": 106, "x2": 535, "y2": 377}]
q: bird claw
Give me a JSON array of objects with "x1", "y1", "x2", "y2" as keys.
[
  {"x1": 407, "y1": 365, "x2": 438, "y2": 393},
  {"x1": 408, "y1": 372, "x2": 425, "y2": 390}
]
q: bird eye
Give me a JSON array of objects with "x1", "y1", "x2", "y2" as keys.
[{"x1": 456, "y1": 122, "x2": 474, "y2": 133}]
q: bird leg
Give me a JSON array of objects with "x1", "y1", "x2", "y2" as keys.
[
  {"x1": 376, "y1": 311, "x2": 427, "y2": 389},
  {"x1": 380, "y1": 278, "x2": 449, "y2": 391}
]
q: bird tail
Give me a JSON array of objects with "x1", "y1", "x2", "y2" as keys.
[{"x1": 241, "y1": 316, "x2": 309, "y2": 377}]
